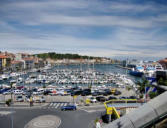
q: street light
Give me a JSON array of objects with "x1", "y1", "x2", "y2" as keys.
[{"x1": 10, "y1": 83, "x2": 14, "y2": 128}]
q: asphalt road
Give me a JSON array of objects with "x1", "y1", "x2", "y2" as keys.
[{"x1": 0, "y1": 107, "x2": 103, "y2": 128}]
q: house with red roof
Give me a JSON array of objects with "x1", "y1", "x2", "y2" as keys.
[
  {"x1": 159, "y1": 58, "x2": 167, "y2": 69},
  {"x1": 11, "y1": 60, "x2": 24, "y2": 71}
]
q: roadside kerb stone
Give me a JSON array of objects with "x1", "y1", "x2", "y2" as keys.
[{"x1": 0, "y1": 103, "x2": 49, "y2": 109}]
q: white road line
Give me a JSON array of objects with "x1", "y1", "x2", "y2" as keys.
[
  {"x1": 55, "y1": 103, "x2": 60, "y2": 108},
  {"x1": 78, "y1": 108, "x2": 105, "y2": 113},
  {"x1": 60, "y1": 103, "x2": 64, "y2": 107},
  {"x1": 53, "y1": 103, "x2": 57, "y2": 106},
  {"x1": 49, "y1": 103, "x2": 53, "y2": 106}
]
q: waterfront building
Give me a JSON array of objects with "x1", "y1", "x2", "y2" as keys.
[
  {"x1": 0, "y1": 54, "x2": 7, "y2": 70},
  {"x1": 159, "y1": 58, "x2": 167, "y2": 69},
  {"x1": 11, "y1": 60, "x2": 24, "y2": 71},
  {"x1": 0, "y1": 54, "x2": 11, "y2": 72},
  {"x1": 34, "y1": 58, "x2": 45, "y2": 68},
  {"x1": 23, "y1": 57, "x2": 35, "y2": 69}
]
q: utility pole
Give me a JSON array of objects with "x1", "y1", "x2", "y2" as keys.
[{"x1": 10, "y1": 83, "x2": 14, "y2": 128}]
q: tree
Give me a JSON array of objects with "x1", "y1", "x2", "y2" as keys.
[
  {"x1": 158, "y1": 77, "x2": 164, "y2": 85},
  {"x1": 149, "y1": 92, "x2": 158, "y2": 99},
  {"x1": 164, "y1": 80, "x2": 167, "y2": 86},
  {"x1": 137, "y1": 79, "x2": 150, "y2": 94}
]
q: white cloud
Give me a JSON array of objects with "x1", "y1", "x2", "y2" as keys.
[
  {"x1": 0, "y1": 29, "x2": 166, "y2": 58},
  {"x1": 1, "y1": 0, "x2": 167, "y2": 28},
  {"x1": 0, "y1": 0, "x2": 167, "y2": 58}
]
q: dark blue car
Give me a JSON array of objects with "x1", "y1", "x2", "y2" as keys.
[{"x1": 61, "y1": 104, "x2": 77, "y2": 111}]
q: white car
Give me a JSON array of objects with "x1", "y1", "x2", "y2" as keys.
[
  {"x1": 3, "y1": 90, "x2": 11, "y2": 95},
  {"x1": 56, "y1": 91, "x2": 65, "y2": 96},
  {"x1": 13, "y1": 90, "x2": 23, "y2": 95},
  {"x1": 90, "y1": 97, "x2": 97, "y2": 103},
  {"x1": 16, "y1": 95, "x2": 24, "y2": 102},
  {"x1": 33, "y1": 91, "x2": 39, "y2": 95}
]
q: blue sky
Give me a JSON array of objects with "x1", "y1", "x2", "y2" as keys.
[{"x1": 0, "y1": 0, "x2": 167, "y2": 59}]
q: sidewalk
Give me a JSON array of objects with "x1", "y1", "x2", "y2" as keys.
[{"x1": 0, "y1": 102, "x2": 49, "y2": 109}]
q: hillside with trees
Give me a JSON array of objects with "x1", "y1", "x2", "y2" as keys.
[{"x1": 35, "y1": 52, "x2": 101, "y2": 60}]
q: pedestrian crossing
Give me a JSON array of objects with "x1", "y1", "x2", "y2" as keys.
[{"x1": 46, "y1": 102, "x2": 70, "y2": 109}]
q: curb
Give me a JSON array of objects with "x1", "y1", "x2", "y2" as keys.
[{"x1": 0, "y1": 103, "x2": 49, "y2": 109}]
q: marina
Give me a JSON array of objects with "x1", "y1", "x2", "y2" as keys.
[{"x1": 0, "y1": 64, "x2": 137, "y2": 88}]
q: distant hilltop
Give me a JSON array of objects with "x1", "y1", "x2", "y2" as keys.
[
  {"x1": 35, "y1": 52, "x2": 100, "y2": 60},
  {"x1": 34, "y1": 52, "x2": 120, "y2": 64}
]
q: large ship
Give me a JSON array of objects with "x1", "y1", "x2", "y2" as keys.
[
  {"x1": 129, "y1": 66, "x2": 144, "y2": 77},
  {"x1": 144, "y1": 63, "x2": 164, "y2": 83}
]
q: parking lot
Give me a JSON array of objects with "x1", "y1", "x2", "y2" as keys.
[{"x1": 0, "y1": 86, "x2": 137, "y2": 108}]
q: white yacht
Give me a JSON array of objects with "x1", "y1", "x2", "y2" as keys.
[{"x1": 155, "y1": 64, "x2": 164, "y2": 71}]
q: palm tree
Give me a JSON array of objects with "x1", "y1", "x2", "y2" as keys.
[{"x1": 136, "y1": 79, "x2": 150, "y2": 94}]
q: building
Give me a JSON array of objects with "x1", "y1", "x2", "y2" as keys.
[
  {"x1": 15, "y1": 53, "x2": 31, "y2": 60},
  {"x1": 11, "y1": 60, "x2": 24, "y2": 71},
  {"x1": 0, "y1": 54, "x2": 7, "y2": 69},
  {"x1": 0, "y1": 54, "x2": 11, "y2": 72},
  {"x1": 159, "y1": 58, "x2": 167, "y2": 69},
  {"x1": 23, "y1": 57, "x2": 35, "y2": 69},
  {"x1": 34, "y1": 58, "x2": 45, "y2": 68}
]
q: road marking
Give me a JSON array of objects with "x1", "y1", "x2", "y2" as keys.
[
  {"x1": 47, "y1": 102, "x2": 69, "y2": 109},
  {"x1": 78, "y1": 108, "x2": 105, "y2": 113},
  {"x1": 50, "y1": 103, "x2": 53, "y2": 106},
  {"x1": 55, "y1": 103, "x2": 60, "y2": 108},
  {"x1": 53, "y1": 103, "x2": 57, "y2": 106},
  {"x1": 60, "y1": 103, "x2": 64, "y2": 107},
  {"x1": 0, "y1": 111, "x2": 15, "y2": 116}
]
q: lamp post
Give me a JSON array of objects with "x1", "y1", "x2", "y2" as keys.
[{"x1": 10, "y1": 83, "x2": 14, "y2": 128}]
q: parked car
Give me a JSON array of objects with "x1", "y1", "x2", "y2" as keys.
[
  {"x1": 44, "y1": 90, "x2": 52, "y2": 95},
  {"x1": 16, "y1": 95, "x2": 24, "y2": 102},
  {"x1": 114, "y1": 90, "x2": 121, "y2": 95},
  {"x1": 108, "y1": 96, "x2": 117, "y2": 101},
  {"x1": 0, "y1": 88, "x2": 10, "y2": 94},
  {"x1": 119, "y1": 96, "x2": 129, "y2": 99},
  {"x1": 71, "y1": 90, "x2": 82, "y2": 96},
  {"x1": 32, "y1": 91, "x2": 38, "y2": 95},
  {"x1": 56, "y1": 91, "x2": 65, "y2": 96},
  {"x1": 90, "y1": 97, "x2": 97, "y2": 103},
  {"x1": 96, "y1": 96, "x2": 106, "y2": 102},
  {"x1": 81, "y1": 91, "x2": 91, "y2": 96},
  {"x1": 61, "y1": 104, "x2": 77, "y2": 111},
  {"x1": 49, "y1": 90, "x2": 57, "y2": 96},
  {"x1": 128, "y1": 96, "x2": 137, "y2": 99},
  {"x1": 13, "y1": 90, "x2": 23, "y2": 95},
  {"x1": 64, "y1": 89, "x2": 72, "y2": 95},
  {"x1": 2, "y1": 90, "x2": 11, "y2": 95},
  {"x1": 92, "y1": 91, "x2": 100, "y2": 96},
  {"x1": 83, "y1": 88, "x2": 91, "y2": 93},
  {"x1": 37, "y1": 89, "x2": 44, "y2": 95},
  {"x1": 103, "y1": 89, "x2": 112, "y2": 96}
]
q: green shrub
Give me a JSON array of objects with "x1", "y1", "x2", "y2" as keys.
[
  {"x1": 6, "y1": 99, "x2": 12, "y2": 106},
  {"x1": 149, "y1": 92, "x2": 158, "y2": 99},
  {"x1": 94, "y1": 118, "x2": 99, "y2": 124}
]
